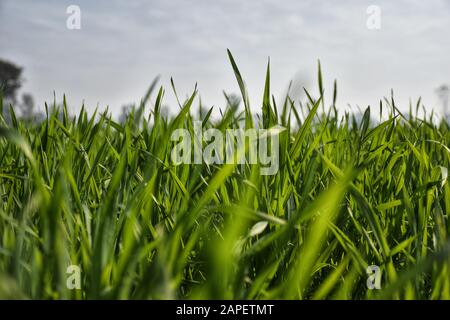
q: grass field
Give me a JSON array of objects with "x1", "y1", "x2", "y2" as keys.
[{"x1": 1, "y1": 51, "x2": 450, "y2": 299}]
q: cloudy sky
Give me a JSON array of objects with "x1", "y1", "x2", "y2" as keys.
[{"x1": 1, "y1": 0, "x2": 449, "y2": 117}]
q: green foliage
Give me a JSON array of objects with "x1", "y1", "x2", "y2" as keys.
[{"x1": 1, "y1": 52, "x2": 450, "y2": 299}]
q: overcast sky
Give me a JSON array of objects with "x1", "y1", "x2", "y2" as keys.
[{"x1": 1, "y1": 0, "x2": 449, "y2": 117}]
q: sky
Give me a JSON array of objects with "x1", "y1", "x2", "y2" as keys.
[{"x1": 0, "y1": 0, "x2": 449, "y2": 118}]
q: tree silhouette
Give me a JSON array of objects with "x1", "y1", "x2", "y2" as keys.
[
  {"x1": 19, "y1": 93, "x2": 35, "y2": 121},
  {"x1": 0, "y1": 59, "x2": 23, "y2": 103},
  {"x1": 436, "y1": 84, "x2": 449, "y2": 116},
  {"x1": 1, "y1": 59, "x2": 41, "y2": 122}
]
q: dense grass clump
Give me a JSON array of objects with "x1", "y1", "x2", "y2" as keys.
[{"x1": 1, "y1": 52, "x2": 450, "y2": 299}]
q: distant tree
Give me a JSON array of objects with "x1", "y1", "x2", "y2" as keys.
[
  {"x1": 0, "y1": 59, "x2": 42, "y2": 123},
  {"x1": 0, "y1": 59, "x2": 23, "y2": 104},
  {"x1": 19, "y1": 93, "x2": 35, "y2": 121},
  {"x1": 119, "y1": 104, "x2": 132, "y2": 124},
  {"x1": 436, "y1": 84, "x2": 449, "y2": 116},
  {"x1": 160, "y1": 105, "x2": 170, "y2": 119}
]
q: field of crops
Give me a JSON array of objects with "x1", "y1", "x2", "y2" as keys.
[{"x1": 1, "y1": 52, "x2": 450, "y2": 300}]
